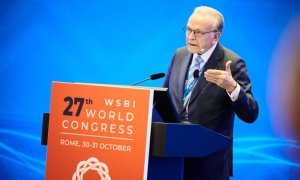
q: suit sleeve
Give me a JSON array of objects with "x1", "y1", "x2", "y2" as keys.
[
  {"x1": 162, "y1": 52, "x2": 176, "y2": 88},
  {"x1": 231, "y1": 59, "x2": 259, "y2": 123}
]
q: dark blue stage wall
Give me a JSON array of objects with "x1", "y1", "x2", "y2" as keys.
[{"x1": 1, "y1": 0, "x2": 300, "y2": 179}]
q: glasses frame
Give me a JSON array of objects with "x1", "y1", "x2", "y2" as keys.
[{"x1": 183, "y1": 26, "x2": 218, "y2": 38}]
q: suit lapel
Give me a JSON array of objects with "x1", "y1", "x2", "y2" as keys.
[{"x1": 178, "y1": 51, "x2": 193, "y2": 109}]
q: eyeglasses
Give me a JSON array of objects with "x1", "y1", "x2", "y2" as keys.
[{"x1": 184, "y1": 27, "x2": 217, "y2": 38}]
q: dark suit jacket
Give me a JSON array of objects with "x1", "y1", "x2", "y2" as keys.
[{"x1": 163, "y1": 43, "x2": 259, "y2": 180}]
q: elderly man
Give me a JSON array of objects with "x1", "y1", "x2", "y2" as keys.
[{"x1": 163, "y1": 6, "x2": 259, "y2": 180}]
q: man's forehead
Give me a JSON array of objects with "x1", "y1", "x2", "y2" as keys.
[
  {"x1": 187, "y1": 15, "x2": 215, "y2": 28},
  {"x1": 189, "y1": 14, "x2": 215, "y2": 22}
]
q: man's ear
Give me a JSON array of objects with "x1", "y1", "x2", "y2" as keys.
[{"x1": 213, "y1": 31, "x2": 221, "y2": 44}]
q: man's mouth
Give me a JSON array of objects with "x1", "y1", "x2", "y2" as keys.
[{"x1": 188, "y1": 43, "x2": 197, "y2": 46}]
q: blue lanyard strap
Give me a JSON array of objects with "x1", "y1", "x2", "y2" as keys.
[{"x1": 183, "y1": 78, "x2": 198, "y2": 97}]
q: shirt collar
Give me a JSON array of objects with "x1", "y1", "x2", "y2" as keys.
[{"x1": 192, "y1": 43, "x2": 218, "y2": 63}]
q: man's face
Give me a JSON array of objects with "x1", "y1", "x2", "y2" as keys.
[{"x1": 186, "y1": 15, "x2": 220, "y2": 54}]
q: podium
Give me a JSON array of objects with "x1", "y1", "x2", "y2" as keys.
[
  {"x1": 148, "y1": 122, "x2": 232, "y2": 179},
  {"x1": 42, "y1": 82, "x2": 232, "y2": 179},
  {"x1": 42, "y1": 116, "x2": 232, "y2": 179}
]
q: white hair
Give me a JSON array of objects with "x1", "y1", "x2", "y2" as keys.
[{"x1": 192, "y1": 6, "x2": 225, "y2": 32}]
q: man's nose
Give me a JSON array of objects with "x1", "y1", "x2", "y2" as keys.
[{"x1": 187, "y1": 31, "x2": 196, "y2": 39}]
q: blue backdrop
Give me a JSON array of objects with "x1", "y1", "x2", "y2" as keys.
[{"x1": 1, "y1": 0, "x2": 300, "y2": 179}]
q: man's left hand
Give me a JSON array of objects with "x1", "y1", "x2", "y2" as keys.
[{"x1": 204, "y1": 60, "x2": 237, "y2": 93}]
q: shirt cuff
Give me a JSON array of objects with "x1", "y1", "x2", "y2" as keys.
[{"x1": 227, "y1": 83, "x2": 240, "y2": 102}]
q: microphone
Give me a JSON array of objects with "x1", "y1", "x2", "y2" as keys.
[
  {"x1": 150, "y1": 73, "x2": 165, "y2": 80},
  {"x1": 193, "y1": 69, "x2": 199, "y2": 79},
  {"x1": 131, "y1": 73, "x2": 165, "y2": 86}
]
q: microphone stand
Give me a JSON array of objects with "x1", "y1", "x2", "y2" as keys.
[
  {"x1": 130, "y1": 73, "x2": 165, "y2": 86},
  {"x1": 130, "y1": 78, "x2": 151, "y2": 86}
]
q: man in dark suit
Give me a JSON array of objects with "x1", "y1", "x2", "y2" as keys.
[{"x1": 163, "y1": 6, "x2": 259, "y2": 180}]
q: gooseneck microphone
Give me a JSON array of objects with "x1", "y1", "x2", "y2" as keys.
[{"x1": 130, "y1": 73, "x2": 165, "y2": 86}]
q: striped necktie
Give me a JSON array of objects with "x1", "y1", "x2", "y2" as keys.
[{"x1": 183, "y1": 55, "x2": 204, "y2": 106}]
